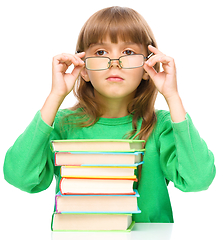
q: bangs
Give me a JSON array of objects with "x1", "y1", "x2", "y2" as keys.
[{"x1": 76, "y1": 6, "x2": 155, "y2": 52}]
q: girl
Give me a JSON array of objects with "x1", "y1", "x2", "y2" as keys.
[{"x1": 3, "y1": 6, "x2": 215, "y2": 223}]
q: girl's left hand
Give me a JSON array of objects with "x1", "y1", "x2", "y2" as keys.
[{"x1": 144, "y1": 45, "x2": 178, "y2": 101}]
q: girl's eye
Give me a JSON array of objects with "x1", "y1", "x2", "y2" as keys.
[
  {"x1": 96, "y1": 50, "x2": 108, "y2": 56},
  {"x1": 123, "y1": 50, "x2": 135, "y2": 55}
]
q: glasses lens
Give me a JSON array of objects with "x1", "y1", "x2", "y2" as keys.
[
  {"x1": 120, "y1": 55, "x2": 144, "y2": 69},
  {"x1": 85, "y1": 57, "x2": 109, "y2": 70}
]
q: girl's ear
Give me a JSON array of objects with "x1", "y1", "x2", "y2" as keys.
[
  {"x1": 80, "y1": 68, "x2": 90, "y2": 82},
  {"x1": 142, "y1": 70, "x2": 150, "y2": 80}
]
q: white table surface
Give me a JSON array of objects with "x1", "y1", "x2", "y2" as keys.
[{"x1": 51, "y1": 222, "x2": 222, "y2": 240}]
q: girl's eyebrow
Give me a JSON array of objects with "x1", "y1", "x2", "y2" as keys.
[
  {"x1": 89, "y1": 43, "x2": 108, "y2": 48},
  {"x1": 89, "y1": 42, "x2": 142, "y2": 49}
]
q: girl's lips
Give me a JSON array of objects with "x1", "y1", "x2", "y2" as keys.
[{"x1": 106, "y1": 76, "x2": 124, "y2": 82}]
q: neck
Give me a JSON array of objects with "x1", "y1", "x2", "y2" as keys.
[
  {"x1": 102, "y1": 101, "x2": 129, "y2": 118},
  {"x1": 95, "y1": 93, "x2": 134, "y2": 118}
]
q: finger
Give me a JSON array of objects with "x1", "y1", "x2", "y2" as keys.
[
  {"x1": 148, "y1": 45, "x2": 164, "y2": 55},
  {"x1": 72, "y1": 52, "x2": 85, "y2": 66},
  {"x1": 65, "y1": 52, "x2": 86, "y2": 63},
  {"x1": 146, "y1": 54, "x2": 164, "y2": 67},
  {"x1": 75, "y1": 51, "x2": 86, "y2": 58},
  {"x1": 53, "y1": 54, "x2": 69, "y2": 64},
  {"x1": 52, "y1": 55, "x2": 71, "y2": 74},
  {"x1": 61, "y1": 53, "x2": 85, "y2": 67},
  {"x1": 143, "y1": 63, "x2": 158, "y2": 80},
  {"x1": 70, "y1": 64, "x2": 84, "y2": 77},
  {"x1": 158, "y1": 55, "x2": 175, "y2": 65}
]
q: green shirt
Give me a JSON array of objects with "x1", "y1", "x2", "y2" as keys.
[{"x1": 3, "y1": 109, "x2": 216, "y2": 223}]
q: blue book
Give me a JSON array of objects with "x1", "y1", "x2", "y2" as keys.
[{"x1": 55, "y1": 190, "x2": 141, "y2": 214}]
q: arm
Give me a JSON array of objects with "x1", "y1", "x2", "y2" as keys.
[
  {"x1": 3, "y1": 111, "x2": 56, "y2": 193},
  {"x1": 156, "y1": 111, "x2": 216, "y2": 192},
  {"x1": 41, "y1": 52, "x2": 85, "y2": 126},
  {"x1": 144, "y1": 46, "x2": 215, "y2": 191},
  {"x1": 3, "y1": 52, "x2": 85, "y2": 193},
  {"x1": 144, "y1": 45, "x2": 186, "y2": 123}
]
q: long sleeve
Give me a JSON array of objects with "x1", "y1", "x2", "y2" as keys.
[
  {"x1": 3, "y1": 111, "x2": 61, "y2": 193},
  {"x1": 157, "y1": 111, "x2": 216, "y2": 192}
]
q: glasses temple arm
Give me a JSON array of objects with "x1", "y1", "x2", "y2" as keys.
[{"x1": 146, "y1": 52, "x2": 154, "y2": 60}]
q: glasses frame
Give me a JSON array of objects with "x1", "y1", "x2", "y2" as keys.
[{"x1": 84, "y1": 53, "x2": 154, "y2": 71}]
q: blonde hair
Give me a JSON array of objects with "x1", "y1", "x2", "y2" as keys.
[{"x1": 69, "y1": 6, "x2": 159, "y2": 144}]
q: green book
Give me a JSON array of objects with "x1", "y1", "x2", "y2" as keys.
[
  {"x1": 51, "y1": 212, "x2": 135, "y2": 232},
  {"x1": 51, "y1": 139, "x2": 145, "y2": 152}
]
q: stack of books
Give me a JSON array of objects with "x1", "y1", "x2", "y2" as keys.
[{"x1": 50, "y1": 139, "x2": 145, "y2": 232}]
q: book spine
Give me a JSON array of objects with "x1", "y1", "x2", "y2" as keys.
[
  {"x1": 61, "y1": 177, "x2": 138, "y2": 181},
  {"x1": 55, "y1": 195, "x2": 60, "y2": 213},
  {"x1": 61, "y1": 192, "x2": 136, "y2": 196},
  {"x1": 54, "y1": 152, "x2": 56, "y2": 166},
  {"x1": 60, "y1": 175, "x2": 137, "y2": 179}
]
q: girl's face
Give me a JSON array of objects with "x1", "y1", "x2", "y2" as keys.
[{"x1": 81, "y1": 37, "x2": 149, "y2": 103}]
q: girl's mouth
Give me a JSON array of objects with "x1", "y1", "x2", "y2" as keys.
[{"x1": 106, "y1": 75, "x2": 124, "y2": 82}]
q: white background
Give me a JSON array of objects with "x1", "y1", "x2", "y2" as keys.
[{"x1": 1, "y1": 0, "x2": 222, "y2": 239}]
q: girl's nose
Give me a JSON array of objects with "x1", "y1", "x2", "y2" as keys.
[{"x1": 109, "y1": 59, "x2": 121, "y2": 69}]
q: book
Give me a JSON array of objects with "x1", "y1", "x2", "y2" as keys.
[
  {"x1": 54, "y1": 151, "x2": 144, "y2": 166},
  {"x1": 60, "y1": 177, "x2": 137, "y2": 195},
  {"x1": 60, "y1": 165, "x2": 139, "y2": 179},
  {"x1": 51, "y1": 139, "x2": 145, "y2": 152},
  {"x1": 52, "y1": 213, "x2": 134, "y2": 231},
  {"x1": 51, "y1": 139, "x2": 143, "y2": 232},
  {"x1": 55, "y1": 191, "x2": 141, "y2": 214}
]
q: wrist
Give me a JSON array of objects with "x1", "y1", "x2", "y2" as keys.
[
  {"x1": 49, "y1": 91, "x2": 66, "y2": 105},
  {"x1": 165, "y1": 93, "x2": 181, "y2": 106},
  {"x1": 165, "y1": 94, "x2": 186, "y2": 123},
  {"x1": 40, "y1": 92, "x2": 65, "y2": 126}
]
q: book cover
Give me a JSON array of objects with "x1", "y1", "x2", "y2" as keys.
[
  {"x1": 55, "y1": 190, "x2": 141, "y2": 214},
  {"x1": 60, "y1": 165, "x2": 138, "y2": 178},
  {"x1": 54, "y1": 151, "x2": 144, "y2": 166},
  {"x1": 59, "y1": 177, "x2": 137, "y2": 195},
  {"x1": 51, "y1": 139, "x2": 145, "y2": 152},
  {"x1": 51, "y1": 212, "x2": 134, "y2": 232}
]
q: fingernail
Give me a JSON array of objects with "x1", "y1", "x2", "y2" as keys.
[{"x1": 77, "y1": 51, "x2": 85, "y2": 54}]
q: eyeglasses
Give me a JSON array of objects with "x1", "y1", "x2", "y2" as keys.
[{"x1": 84, "y1": 53, "x2": 153, "y2": 71}]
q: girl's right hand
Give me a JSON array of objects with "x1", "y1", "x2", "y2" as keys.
[{"x1": 51, "y1": 52, "x2": 85, "y2": 99}]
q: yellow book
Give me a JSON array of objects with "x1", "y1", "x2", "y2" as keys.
[{"x1": 60, "y1": 166, "x2": 137, "y2": 179}]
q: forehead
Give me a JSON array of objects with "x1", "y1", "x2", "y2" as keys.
[{"x1": 88, "y1": 36, "x2": 147, "y2": 52}]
